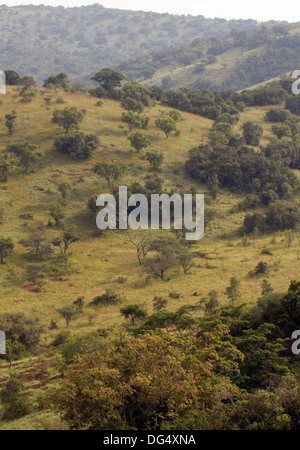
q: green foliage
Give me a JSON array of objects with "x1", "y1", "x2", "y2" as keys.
[
  {"x1": 145, "y1": 151, "x2": 164, "y2": 171},
  {"x1": 52, "y1": 107, "x2": 84, "y2": 133},
  {"x1": 89, "y1": 289, "x2": 124, "y2": 307},
  {"x1": 266, "y1": 200, "x2": 300, "y2": 231},
  {"x1": 128, "y1": 132, "x2": 151, "y2": 153},
  {"x1": 57, "y1": 306, "x2": 81, "y2": 328},
  {"x1": 93, "y1": 160, "x2": 126, "y2": 189},
  {"x1": 5, "y1": 110, "x2": 17, "y2": 136},
  {"x1": 225, "y1": 277, "x2": 241, "y2": 303},
  {"x1": 242, "y1": 121, "x2": 263, "y2": 146},
  {"x1": 155, "y1": 117, "x2": 177, "y2": 138},
  {"x1": 272, "y1": 123, "x2": 292, "y2": 139},
  {"x1": 0, "y1": 376, "x2": 30, "y2": 420},
  {"x1": 43, "y1": 72, "x2": 69, "y2": 89},
  {"x1": 51, "y1": 228, "x2": 79, "y2": 254},
  {"x1": 121, "y1": 110, "x2": 143, "y2": 132},
  {"x1": 0, "y1": 312, "x2": 43, "y2": 350},
  {"x1": 153, "y1": 296, "x2": 168, "y2": 311},
  {"x1": 49, "y1": 203, "x2": 65, "y2": 227},
  {"x1": 0, "y1": 237, "x2": 14, "y2": 264},
  {"x1": 54, "y1": 133, "x2": 99, "y2": 160},
  {"x1": 19, "y1": 87, "x2": 37, "y2": 103},
  {"x1": 4, "y1": 70, "x2": 20, "y2": 86},
  {"x1": 7, "y1": 141, "x2": 42, "y2": 172},
  {"x1": 121, "y1": 97, "x2": 144, "y2": 113},
  {"x1": 120, "y1": 304, "x2": 147, "y2": 326},
  {"x1": 186, "y1": 142, "x2": 297, "y2": 201}
]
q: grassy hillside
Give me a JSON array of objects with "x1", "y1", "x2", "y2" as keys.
[
  {"x1": 0, "y1": 4, "x2": 262, "y2": 85},
  {"x1": 1, "y1": 84, "x2": 300, "y2": 429},
  {"x1": 119, "y1": 23, "x2": 300, "y2": 91}
]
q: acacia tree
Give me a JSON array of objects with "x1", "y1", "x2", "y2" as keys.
[
  {"x1": 93, "y1": 161, "x2": 126, "y2": 190},
  {"x1": 118, "y1": 230, "x2": 151, "y2": 265},
  {"x1": 120, "y1": 304, "x2": 147, "y2": 326},
  {"x1": 51, "y1": 228, "x2": 79, "y2": 254},
  {"x1": 144, "y1": 237, "x2": 180, "y2": 281},
  {"x1": 23, "y1": 231, "x2": 52, "y2": 261},
  {"x1": 128, "y1": 132, "x2": 151, "y2": 153},
  {"x1": 52, "y1": 107, "x2": 84, "y2": 133},
  {"x1": 57, "y1": 306, "x2": 80, "y2": 328}
]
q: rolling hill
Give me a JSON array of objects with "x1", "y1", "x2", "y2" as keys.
[
  {"x1": 0, "y1": 78, "x2": 300, "y2": 428},
  {"x1": 118, "y1": 23, "x2": 300, "y2": 91},
  {"x1": 0, "y1": 4, "x2": 274, "y2": 85}
]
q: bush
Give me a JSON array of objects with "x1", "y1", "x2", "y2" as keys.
[
  {"x1": 54, "y1": 133, "x2": 99, "y2": 161},
  {"x1": 266, "y1": 200, "x2": 300, "y2": 230},
  {"x1": 89, "y1": 289, "x2": 125, "y2": 307},
  {"x1": 0, "y1": 376, "x2": 30, "y2": 420}
]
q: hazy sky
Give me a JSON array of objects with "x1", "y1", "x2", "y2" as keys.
[{"x1": 2, "y1": 1, "x2": 299, "y2": 22}]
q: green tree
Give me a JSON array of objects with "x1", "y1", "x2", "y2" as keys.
[
  {"x1": 4, "y1": 339, "x2": 26, "y2": 368},
  {"x1": 57, "y1": 306, "x2": 80, "y2": 328},
  {"x1": 121, "y1": 97, "x2": 144, "y2": 113},
  {"x1": 93, "y1": 161, "x2": 126, "y2": 190},
  {"x1": 58, "y1": 182, "x2": 71, "y2": 204},
  {"x1": 54, "y1": 133, "x2": 99, "y2": 160},
  {"x1": 52, "y1": 107, "x2": 84, "y2": 133},
  {"x1": 153, "y1": 296, "x2": 168, "y2": 311},
  {"x1": 5, "y1": 111, "x2": 17, "y2": 136},
  {"x1": 51, "y1": 228, "x2": 79, "y2": 254},
  {"x1": 4, "y1": 70, "x2": 20, "y2": 85},
  {"x1": 225, "y1": 277, "x2": 241, "y2": 303},
  {"x1": 272, "y1": 123, "x2": 292, "y2": 139},
  {"x1": 91, "y1": 68, "x2": 125, "y2": 92},
  {"x1": 7, "y1": 142, "x2": 42, "y2": 173},
  {"x1": 43, "y1": 72, "x2": 69, "y2": 89},
  {"x1": 128, "y1": 132, "x2": 151, "y2": 153},
  {"x1": 242, "y1": 121, "x2": 263, "y2": 146},
  {"x1": 207, "y1": 174, "x2": 220, "y2": 199},
  {"x1": 155, "y1": 117, "x2": 177, "y2": 138},
  {"x1": 0, "y1": 375, "x2": 30, "y2": 420},
  {"x1": 120, "y1": 304, "x2": 147, "y2": 326},
  {"x1": 144, "y1": 237, "x2": 180, "y2": 281},
  {"x1": 0, "y1": 237, "x2": 14, "y2": 264},
  {"x1": 121, "y1": 111, "x2": 143, "y2": 132},
  {"x1": 146, "y1": 151, "x2": 164, "y2": 171},
  {"x1": 49, "y1": 204, "x2": 65, "y2": 227}
]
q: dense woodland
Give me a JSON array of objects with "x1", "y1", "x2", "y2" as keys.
[{"x1": 0, "y1": 4, "x2": 261, "y2": 85}]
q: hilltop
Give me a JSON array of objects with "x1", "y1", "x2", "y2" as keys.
[{"x1": 0, "y1": 4, "x2": 272, "y2": 85}]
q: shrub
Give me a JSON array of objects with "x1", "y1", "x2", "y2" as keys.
[{"x1": 89, "y1": 289, "x2": 125, "y2": 307}]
